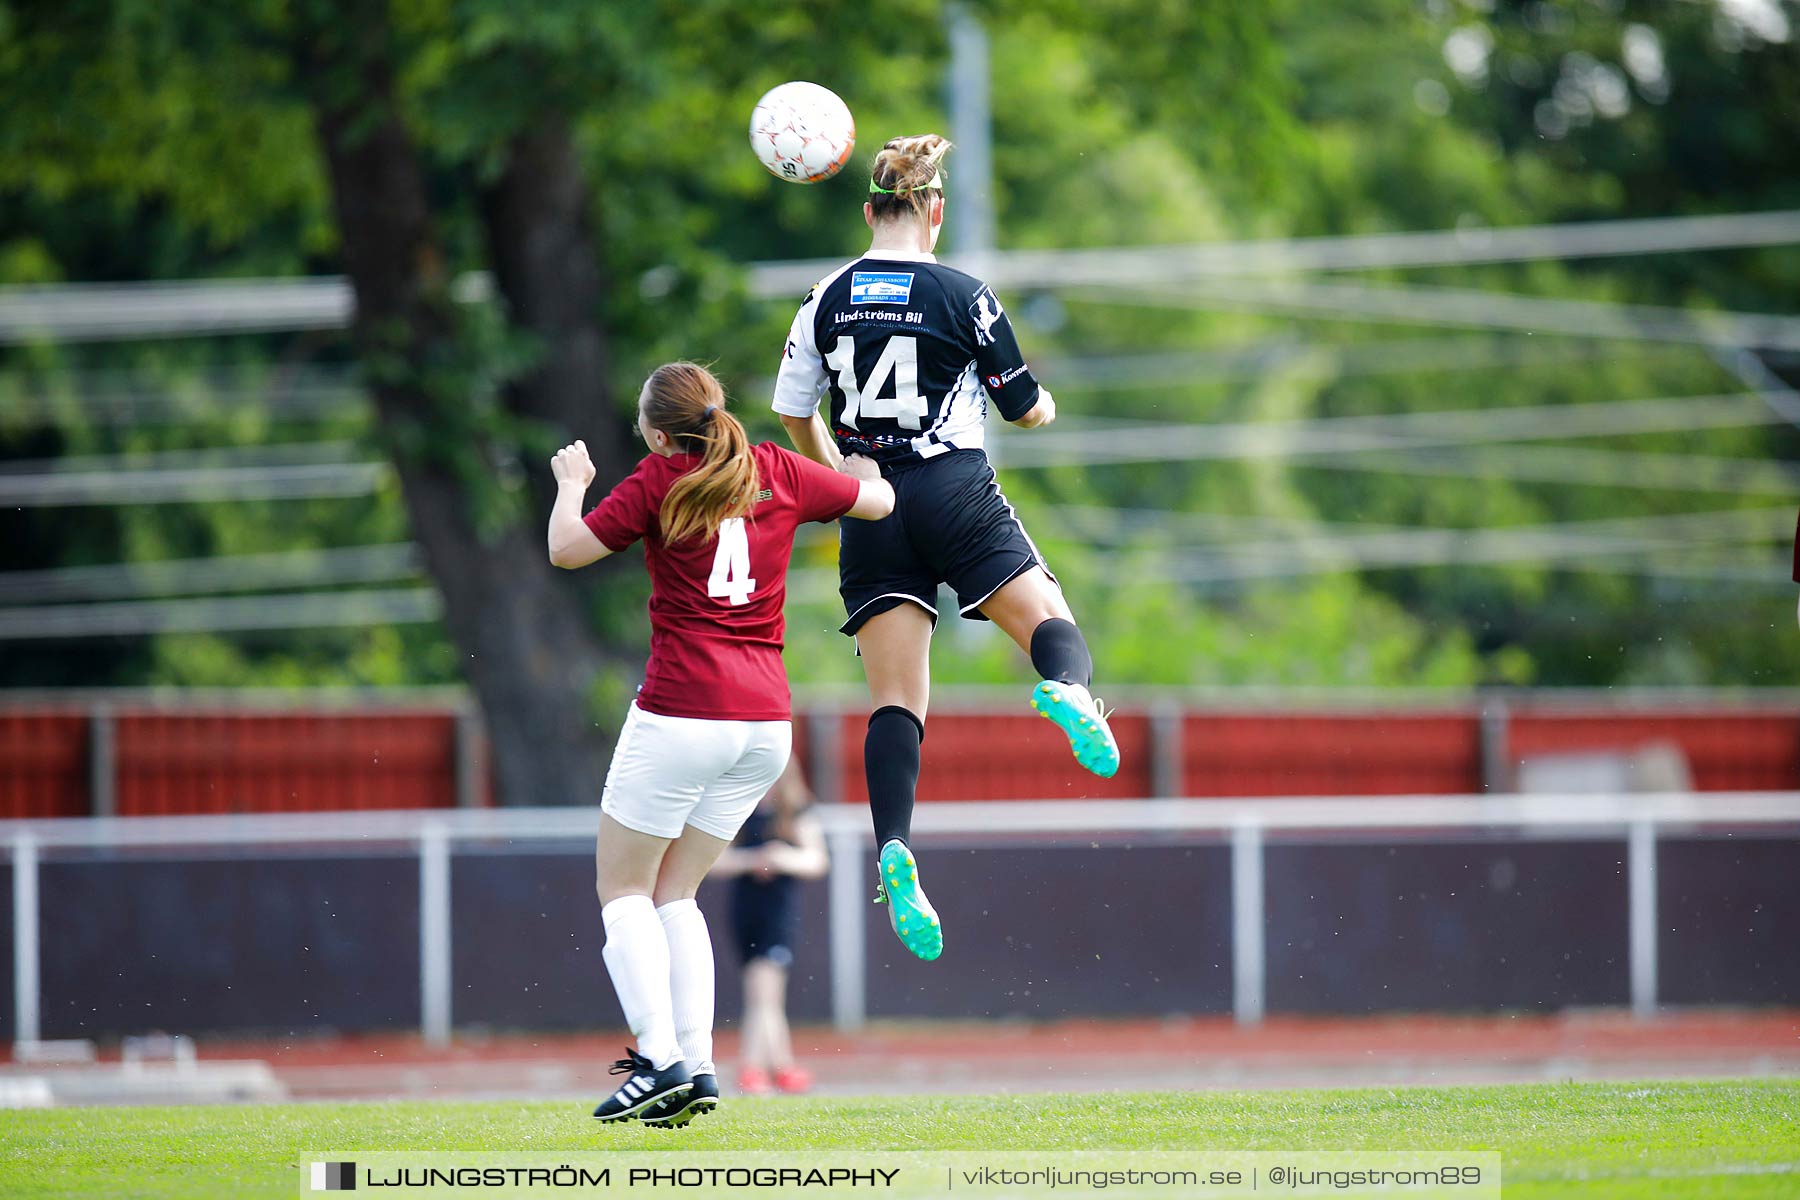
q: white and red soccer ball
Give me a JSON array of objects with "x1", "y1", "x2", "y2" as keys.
[{"x1": 749, "y1": 82, "x2": 856, "y2": 184}]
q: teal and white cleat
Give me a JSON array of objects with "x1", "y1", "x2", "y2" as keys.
[
  {"x1": 1032, "y1": 680, "x2": 1121, "y2": 779},
  {"x1": 873, "y1": 839, "x2": 942, "y2": 962}
]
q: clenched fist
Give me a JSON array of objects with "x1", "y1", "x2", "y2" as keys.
[
  {"x1": 551, "y1": 440, "x2": 596, "y2": 489},
  {"x1": 840, "y1": 453, "x2": 882, "y2": 482}
]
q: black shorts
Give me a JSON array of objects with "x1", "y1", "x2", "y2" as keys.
[
  {"x1": 838, "y1": 449, "x2": 1055, "y2": 637},
  {"x1": 730, "y1": 876, "x2": 796, "y2": 967}
]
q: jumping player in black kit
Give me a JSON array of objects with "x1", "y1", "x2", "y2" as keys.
[{"x1": 773, "y1": 134, "x2": 1119, "y2": 963}]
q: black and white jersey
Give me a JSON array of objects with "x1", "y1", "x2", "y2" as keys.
[{"x1": 771, "y1": 249, "x2": 1042, "y2": 467}]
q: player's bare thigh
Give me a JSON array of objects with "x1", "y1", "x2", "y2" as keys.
[
  {"x1": 652, "y1": 824, "x2": 734, "y2": 906},
  {"x1": 855, "y1": 601, "x2": 933, "y2": 720},
  {"x1": 978, "y1": 565, "x2": 1073, "y2": 655},
  {"x1": 596, "y1": 808, "x2": 748, "y2": 907},
  {"x1": 594, "y1": 813, "x2": 670, "y2": 905}
]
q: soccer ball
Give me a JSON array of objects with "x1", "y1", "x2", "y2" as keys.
[{"x1": 749, "y1": 82, "x2": 856, "y2": 184}]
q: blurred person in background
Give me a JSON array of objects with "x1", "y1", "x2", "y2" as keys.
[{"x1": 711, "y1": 758, "x2": 829, "y2": 1095}]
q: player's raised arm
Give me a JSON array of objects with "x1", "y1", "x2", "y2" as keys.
[
  {"x1": 776, "y1": 443, "x2": 893, "y2": 522},
  {"x1": 546, "y1": 440, "x2": 613, "y2": 569},
  {"x1": 773, "y1": 283, "x2": 842, "y2": 469},
  {"x1": 778, "y1": 411, "x2": 844, "y2": 471}
]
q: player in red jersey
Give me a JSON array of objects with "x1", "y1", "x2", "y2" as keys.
[{"x1": 546, "y1": 361, "x2": 893, "y2": 1126}]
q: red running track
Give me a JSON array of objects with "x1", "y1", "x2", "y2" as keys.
[{"x1": 152, "y1": 1010, "x2": 1800, "y2": 1100}]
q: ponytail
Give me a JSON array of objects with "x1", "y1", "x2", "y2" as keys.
[
  {"x1": 661, "y1": 407, "x2": 758, "y2": 545},
  {"x1": 641, "y1": 362, "x2": 761, "y2": 545}
]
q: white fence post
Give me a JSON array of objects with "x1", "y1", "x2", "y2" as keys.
[
  {"x1": 1628, "y1": 819, "x2": 1659, "y2": 1019},
  {"x1": 826, "y1": 825, "x2": 867, "y2": 1032},
  {"x1": 419, "y1": 824, "x2": 452, "y2": 1047},
  {"x1": 13, "y1": 833, "x2": 40, "y2": 1046},
  {"x1": 1231, "y1": 821, "x2": 1266, "y2": 1026}
]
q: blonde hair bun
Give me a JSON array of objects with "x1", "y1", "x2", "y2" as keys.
[{"x1": 870, "y1": 134, "x2": 953, "y2": 197}]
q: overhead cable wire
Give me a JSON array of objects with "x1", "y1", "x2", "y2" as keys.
[
  {"x1": 0, "y1": 544, "x2": 421, "y2": 604},
  {"x1": 789, "y1": 506, "x2": 1791, "y2": 599},
  {"x1": 1119, "y1": 506, "x2": 1793, "y2": 585},
  {"x1": 1081, "y1": 278, "x2": 1800, "y2": 351},
  {"x1": 1044, "y1": 504, "x2": 1788, "y2": 557},
  {"x1": 1040, "y1": 507, "x2": 1423, "y2": 541},
  {"x1": 991, "y1": 392, "x2": 1783, "y2": 468},
  {"x1": 1708, "y1": 343, "x2": 1800, "y2": 432},
  {"x1": 745, "y1": 208, "x2": 1800, "y2": 298},
  {"x1": 0, "y1": 462, "x2": 387, "y2": 506},
  {"x1": 1154, "y1": 554, "x2": 1797, "y2": 591},
  {"x1": 0, "y1": 371, "x2": 364, "y2": 427},
  {"x1": 4, "y1": 210, "x2": 1797, "y2": 341},
  {"x1": 2, "y1": 440, "x2": 364, "y2": 475},
  {"x1": 7, "y1": 337, "x2": 1689, "y2": 432},
  {"x1": 1031, "y1": 334, "x2": 1697, "y2": 391},
  {"x1": 743, "y1": 333, "x2": 1699, "y2": 402},
  {"x1": 6, "y1": 396, "x2": 1775, "y2": 505},
  {"x1": 0, "y1": 275, "x2": 491, "y2": 344},
  {"x1": 1312, "y1": 444, "x2": 1800, "y2": 495},
  {"x1": 0, "y1": 440, "x2": 387, "y2": 506},
  {"x1": 0, "y1": 587, "x2": 442, "y2": 641}
]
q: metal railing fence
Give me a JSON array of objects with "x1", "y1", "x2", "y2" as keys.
[{"x1": 5, "y1": 791, "x2": 1798, "y2": 1045}]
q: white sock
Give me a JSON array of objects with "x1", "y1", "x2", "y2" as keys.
[
  {"x1": 658, "y1": 898, "x2": 715, "y2": 1075},
  {"x1": 600, "y1": 895, "x2": 682, "y2": 1070}
]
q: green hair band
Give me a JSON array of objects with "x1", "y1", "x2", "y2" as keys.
[{"x1": 869, "y1": 168, "x2": 946, "y2": 195}]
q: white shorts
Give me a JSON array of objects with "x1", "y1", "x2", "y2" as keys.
[{"x1": 600, "y1": 702, "x2": 792, "y2": 841}]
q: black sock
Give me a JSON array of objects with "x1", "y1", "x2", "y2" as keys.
[
  {"x1": 1029, "y1": 618, "x2": 1093, "y2": 688},
  {"x1": 865, "y1": 705, "x2": 924, "y2": 848}
]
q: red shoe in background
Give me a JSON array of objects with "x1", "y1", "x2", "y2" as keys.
[
  {"x1": 738, "y1": 1066, "x2": 773, "y2": 1095},
  {"x1": 773, "y1": 1065, "x2": 813, "y2": 1094}
]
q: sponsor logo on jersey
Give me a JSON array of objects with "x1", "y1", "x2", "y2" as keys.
[
  {"x1": 756, "y1": 488, "x2": 774, "y2": 503},
  {"x1": 968, "y1": 286, "x2": 1004, "y2": 346},
  {"x1": 986, "y1": 364, "x2": 1028, "y2": 390},
  {"x1": 835, "y1": 428, "x2": 914, "y2": 454},
  {"x1": 831, "y1": 309, "x2": 908, "y2": 324},
  {"x1": 850, "y1": 271, "x2": 915, "y2": 305}
]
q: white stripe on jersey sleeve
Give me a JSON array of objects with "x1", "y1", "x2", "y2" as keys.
[
  {"x1": 771, "y1": 263, "x2": 854, "y2": 419},
  {"x1": 909, "y1": 360, "x2": 987, "y2": 457}
]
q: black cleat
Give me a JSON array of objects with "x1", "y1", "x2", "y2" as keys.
[
  {"x1": 640, "y1": 1069, "x2": 720, "y2": 1129},
  {"x1": 592, "y1": 1048, "x2": 692, "y2": 1123}
]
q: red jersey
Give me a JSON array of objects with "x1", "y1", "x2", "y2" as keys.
[{"x1": 584, "y1": 441, "x2": 860, "y2": 721}]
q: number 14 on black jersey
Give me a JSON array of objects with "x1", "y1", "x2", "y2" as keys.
[{"x1": 772, "y1": 249, "x2": 1042, "y2": 467}]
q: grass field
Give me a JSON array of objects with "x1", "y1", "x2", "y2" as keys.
[{"x1": 1, "y1": 1079, "x2": 1795, "y2": 1199}]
